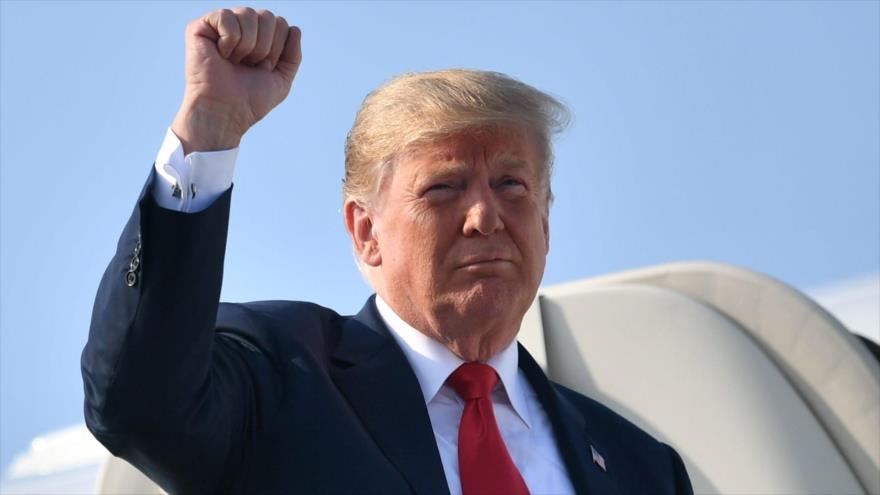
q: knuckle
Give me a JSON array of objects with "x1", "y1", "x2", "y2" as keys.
[
  {"x1": 225, "y1": 26, "x2": 242, "y2": 42},
  {"x1": 236, "y1": 6, "x2": 257, "y2": 18},
  {"x1": 275, "y1": 16, "x2": 288, "y2": 29},
  {"x1": 185, "y1": 19, "x2": 201, "y2": 33},
  {"x1": 219, "y1": 10, "x2": 238, "y2": 31}
]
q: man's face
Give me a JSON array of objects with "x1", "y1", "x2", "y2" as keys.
[{"x1": 361, "y1": 126, "x2": 550, "y2": 356}]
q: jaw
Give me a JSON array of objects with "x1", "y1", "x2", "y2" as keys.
[
  {"x1": 374, "y1": 263, "x2": 541, "y2": 362},
  {"x1": 426, "y1": 278, "x2": 535, "y2": 361}
]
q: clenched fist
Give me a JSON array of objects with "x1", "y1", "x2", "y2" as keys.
[{"x1": 172, "y1": 7, "x2": 302, "y2": 154}]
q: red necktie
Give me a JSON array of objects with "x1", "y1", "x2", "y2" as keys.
[{"x1": 447, "y1": 363, "x2": 530, "y2": 495}]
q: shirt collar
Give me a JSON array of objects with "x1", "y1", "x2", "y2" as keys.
[{"x1": 375, "y1": 295, "x2": 532, "y2": 429}]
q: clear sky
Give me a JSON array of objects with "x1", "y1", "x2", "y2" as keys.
[{"x1": 1, "y1": 0, "x2": 877, "y2": 473}]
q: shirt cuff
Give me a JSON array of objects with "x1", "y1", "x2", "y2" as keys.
[{"x1": 151, "y1": 128, "x2": 238, "y2": 212}]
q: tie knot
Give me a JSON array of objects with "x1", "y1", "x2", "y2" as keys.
[{"x1": 447, "y1": 362, "x2": 499, "y2": 401}]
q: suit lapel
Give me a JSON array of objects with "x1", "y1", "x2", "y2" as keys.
[
  {"x1": 328, "y1": 298, "x2": 617, "y2": 495},
  {"x1": 330, "y1": 297, "x2": 450, "y2": 495},
  {"x1": 518, "y1": 345, "x2": 619, "y2": 495}
]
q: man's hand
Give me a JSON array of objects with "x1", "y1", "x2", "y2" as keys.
[{"x1": 172, "y1": 7, "x2": 302, "y2": 154}]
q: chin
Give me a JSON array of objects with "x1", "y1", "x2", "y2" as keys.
[{"x1": 451, "y1": 278, "x2": 531, "y2": 321}]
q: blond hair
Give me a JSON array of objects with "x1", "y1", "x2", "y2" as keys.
[{"x1": 343, "y1": 69, "x2": 570, "y2": 205}]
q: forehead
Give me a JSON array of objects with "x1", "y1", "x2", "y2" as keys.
[{"x1": 400, "y1": 126, "x2": 542, "y2": 175}]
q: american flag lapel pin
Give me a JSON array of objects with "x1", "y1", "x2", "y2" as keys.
[{"x1": 590, "y1": 445, "x2": 607, "y2": 472}]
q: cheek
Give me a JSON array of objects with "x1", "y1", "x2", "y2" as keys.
[
  {"x1": 385, "y1": 212, "x2": 447, "y2": 268},
  {"x1": 412, "y1": 216, "x2": 464, "y2": 282},
  {"x1": 513, "y1": 211, "x2": 550, "y2": 263}
]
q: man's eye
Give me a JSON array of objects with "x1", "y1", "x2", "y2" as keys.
[
  {"x1": 498, "y1": 178, "x2": 527, "y2": 192},
  {"x1": 423, "y1": 183, "x2": 459, "y2": 200}
]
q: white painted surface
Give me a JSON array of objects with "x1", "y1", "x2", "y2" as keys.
[{"x1": 810, "y1": 274, "x2": 880, "y2": 343}]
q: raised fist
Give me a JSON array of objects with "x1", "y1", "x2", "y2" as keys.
[{"x1": 172, "y1": 7, "x2": 302, "y2": 153}]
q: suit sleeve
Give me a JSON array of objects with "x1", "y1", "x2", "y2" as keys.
[
  {"x1": 664, "y1": 443, "x2": 694, "y2": 495},
  {"x1": 81, "y1": 171, "x2": 282, "y2": 493}
]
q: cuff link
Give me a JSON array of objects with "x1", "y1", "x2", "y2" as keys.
[{"x1": 171, "y1": 182, "x2": 196, "y2": 202}]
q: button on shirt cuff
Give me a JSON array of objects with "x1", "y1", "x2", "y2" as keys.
[{"x1": 151, "y1": 128, "x2": 238, "y2": 213}]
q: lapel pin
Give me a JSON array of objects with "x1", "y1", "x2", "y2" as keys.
[{"x1": 590, "y1": 445, "x2": 606, "y2": 472}]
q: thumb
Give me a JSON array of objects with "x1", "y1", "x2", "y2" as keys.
[{"x1": 275, "y1": 26, "x2": 302, "y2": 81}]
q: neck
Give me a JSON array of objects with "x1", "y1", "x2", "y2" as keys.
[{"x1": 375, "y1": 293, "x2": 520, "y2": 362}]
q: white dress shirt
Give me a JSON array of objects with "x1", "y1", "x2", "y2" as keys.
[
  {"x1": 152, "y1": 128, "x2": 238, "y2": 212},
  {"x1": 375, "y1": 296, "x2": 575, "y2": 495},
  {"x1": 151, "y1": 129, "x2": 576, "y2": 495}
]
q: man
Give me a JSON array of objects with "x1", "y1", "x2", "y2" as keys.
[{"x1": 82, "y1": 7, "x2": 693, "y2": 494}]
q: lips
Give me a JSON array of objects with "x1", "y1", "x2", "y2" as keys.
[{"x1": 455, "y1": 254, "x2": 514, "y2": 269}]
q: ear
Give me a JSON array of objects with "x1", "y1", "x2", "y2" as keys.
[
  {"x1": 344, "y1": 199, "x2": 382, "y2": 267},
  {"x1": 542, "y1": 208, "x2": 550, "y2": 254}
]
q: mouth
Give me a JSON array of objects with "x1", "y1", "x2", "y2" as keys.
[{"x1": 455, "y1": 255, "x2": 514, "y2": 270}]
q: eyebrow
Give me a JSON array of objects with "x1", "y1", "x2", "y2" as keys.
[
  {"x1": 420, "y1": 156, "x2": 532, "y2": 182},
  {"x1": 422, "y1": 161, "x2": 468, "y2": 181},
  {"x1": 495, "y1": 157, "x2": 530, "y2": 173}
]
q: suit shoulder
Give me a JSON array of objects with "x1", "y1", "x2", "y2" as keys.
[
  {"x1": 218, "y1": 300, "x2": 344, "y2": 328},
  {"x1": 216, "y1": 300, "x2": 347, "y2": 357},
  {"x1": 551, "y1": 382, "x2": 692, "y2": 492},
  {"x1": 552, "y1": 382, "x2": 665, "y2": 452}
]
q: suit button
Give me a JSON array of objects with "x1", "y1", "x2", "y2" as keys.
[
  {"x1": 125, "y1": 271, "x2": 138, "y2": 287},
  {"x1": 129, "y1": 256, "x2": 140, "y2": 271}
]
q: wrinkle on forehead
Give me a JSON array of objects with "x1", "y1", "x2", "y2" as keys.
[
  {"x1": 373, "y1": 125, "x2": 545, "y2": 208},
  {"x1": 409, "y1": 129, "x2": 537, "y2": 171}
]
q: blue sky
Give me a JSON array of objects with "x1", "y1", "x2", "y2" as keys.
[{"x1": 1, "y1": 0, "x2": 877, "y2": 472}]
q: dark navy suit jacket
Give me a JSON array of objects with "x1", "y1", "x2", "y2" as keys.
[{"x1": 81, "y1": 177, "x2": 693, "y2": 494}]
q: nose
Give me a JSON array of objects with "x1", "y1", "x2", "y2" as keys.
[{"x1": 462, "y1": 186, "x2": 504, "y2": 236}]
